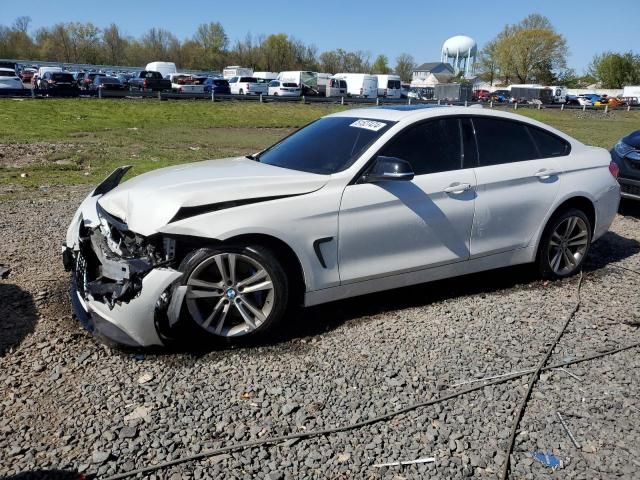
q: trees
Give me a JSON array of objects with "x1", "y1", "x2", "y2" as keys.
[
  {"x1": 394, "y1": 53, "x2": 415, "y2": 83},
  {"x1": 371, "y1": 54, "x2": 390, "y2": 74},
  {"x1": 481, "y1": 14, "x2": 567, "y2": 84},
  {"x1": 478, "y1": 40, "x2": 499, "y2": 85},
  {"x1": 589, "y1": 52, "x2": 640, "y2": 88},
  {"x1": 193, "y1": 22, "x2": 228, "y2": 70},
  {"x1": 102, "y1": 24, "x2": 128, "y2": 65},
  {"x1": 0, "y1": 15, "x2": 406, "y2": 75}
]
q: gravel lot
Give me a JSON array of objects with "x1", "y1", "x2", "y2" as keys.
[{"x1": 1, "y1": 189, "x2": 639, "y2": 479}]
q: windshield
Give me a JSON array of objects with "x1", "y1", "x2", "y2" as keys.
[{"x1": 257, "y1": 117, "x2": 394, "y2": 174}]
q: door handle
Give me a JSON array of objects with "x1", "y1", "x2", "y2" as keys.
[
  {"x1": 534, "y1": 169, "x2": 559, "y2": 179},
  {"x1": 443, "y1": 183, "x2": 472, "y2": 194}
]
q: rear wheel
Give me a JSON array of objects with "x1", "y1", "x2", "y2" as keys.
[
  {"x1": 537, "y1": 208, "x2": 591, "y2": 279},
  {"x1": 174, "y1": 245, "x2": 289, "y2": 342},
  {"x1": 239, "y1": 89, "x2": 244, "y2": 95}
]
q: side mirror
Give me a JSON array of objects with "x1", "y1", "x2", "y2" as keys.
[{"x1": 363, "y1": 156, "x2": 414, "y2": 183}]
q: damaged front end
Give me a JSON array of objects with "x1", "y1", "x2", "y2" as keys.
[
  {"x1": 75, "y1": 203, "x2": 176, "y2": 308},
  {"x1": 63, "y1": 167, "x2": 183, "y2": 347}
]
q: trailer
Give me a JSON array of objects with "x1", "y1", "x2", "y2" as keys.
[
  {"x1": 434, "y1": 83, "x2": 473, "y2": 102},
  {"x1": 510, "y1": 86, "x2": 554, "y2": 104}
]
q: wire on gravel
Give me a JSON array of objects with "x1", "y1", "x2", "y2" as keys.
[
  {"x1": 101, "y1": 337, "x2": 640, "y2": 478},
  {"x1": 500, "y1": 272, "x2": 583, "y2": 480}
]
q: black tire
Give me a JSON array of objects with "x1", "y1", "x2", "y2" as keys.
[
  {"x1": 172, "y1": 244, "x2": 289, "y2": 344},
  {"x1": 537, "y1": 208, "x2": 592, "y2": 279},
  {"x1": 239, "y1": 89, "x2": 244, "y2": 95}
]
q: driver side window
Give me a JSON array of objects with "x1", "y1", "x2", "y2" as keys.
[{"x1": 379, "y1": 118, "x2": 462, "y2": 175}]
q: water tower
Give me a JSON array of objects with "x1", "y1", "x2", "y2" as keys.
[{"x1": 441, "y1": 35, "x2": 477, "y2": 77}]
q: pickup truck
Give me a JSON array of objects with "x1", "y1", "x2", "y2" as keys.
[
  {"x1": 228, "y1": 76, "x2": 268, "y2": 95},
  {"x1": 128, "y1": 71, "x2": 171, "y2": 92},
  {"x1": 168, "y1": 73, "x2": 205, "y2": 94}
]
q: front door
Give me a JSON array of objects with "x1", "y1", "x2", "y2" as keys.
[{"x1": 338, "y1": 117, "x2": 477, "y2": 283}]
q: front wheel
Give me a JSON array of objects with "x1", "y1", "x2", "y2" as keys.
[
  {"x1": 537, "y1": 208, "x2": 592, "y2": 279},
  {"x1": 174, "y1": 245, "x2": 289, "y2": 342}
]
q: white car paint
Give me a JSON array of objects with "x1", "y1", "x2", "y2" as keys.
[
  {"x1": 0, "y1": 68, "x2": 24, "y2": 89},
  {"x1": 267, "y1": 80, "x2": 301, "y2": 96},
  {"x1": 64, "y1": 106, "x2": 620, "y2": 346},
  {"x1": 228, "y1": 76, "x2": 269, "y2": 95}
]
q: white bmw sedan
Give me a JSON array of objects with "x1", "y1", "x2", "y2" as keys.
[{"x1": 63, "y1": 106, "x2": 620, "y2": 347}]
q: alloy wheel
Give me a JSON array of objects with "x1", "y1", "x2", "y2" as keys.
[
  {"x1": 185, "y1": 253, "x2": 275, "y2": 337},
  {"x1": 547, "y1": 216, "x2": 589, "y2": 275}
]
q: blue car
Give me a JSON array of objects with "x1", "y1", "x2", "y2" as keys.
[{"x1": 204, "y1": 78, "x2": 231, "y2": 95}]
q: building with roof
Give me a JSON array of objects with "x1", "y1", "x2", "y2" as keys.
[{"x1": 411, "y1": 63, "x2": 455, "y2": 87}]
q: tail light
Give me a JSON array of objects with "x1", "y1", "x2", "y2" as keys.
[
  {"x1": 609, "y1": 160, "x2": 620, "y2": 179},
  {"x1": 143, "y1": 79, "x2": 148, "y2": 88},
  {"x1": 247, "y1": 84, "x2": 251, "y2": 91}
]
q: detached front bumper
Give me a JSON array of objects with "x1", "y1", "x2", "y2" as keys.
[
  {"x1": 67, "y1": 257, "x2": 182, "y2": 347},
  {"x1": 63, "y1": 167, "x2": 183, "y2": 347}
]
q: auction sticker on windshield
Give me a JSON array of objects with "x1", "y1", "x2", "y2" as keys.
[{"x1": 349, "y1": 119, "x2": 387, "y2": 132}]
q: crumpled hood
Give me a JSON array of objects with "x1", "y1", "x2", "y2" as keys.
[{"x1": 97, "y1": 157, "x2": 328, "y2": 236}]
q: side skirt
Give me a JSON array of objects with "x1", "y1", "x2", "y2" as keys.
[{"x1": 304, "y1": 246, "x2": 536, "y2": 307}]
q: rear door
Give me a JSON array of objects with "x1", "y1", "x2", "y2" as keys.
[
  {"x1": 469, "y1": 116, "x2": 567, "y2": 257},
  {"x1": 338, "y1": 117, "x2": 477, "y2": 283}
]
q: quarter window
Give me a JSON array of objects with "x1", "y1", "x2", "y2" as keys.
[
  {"x1": 528, "y1": 126, "x2": 570, "y2": 158},
  {"x1": 379, "y1": 118, "x2": 462, "y2": 175},
  {"x1": 473, "y1": 117, "x2": 538, "y2": 166}
]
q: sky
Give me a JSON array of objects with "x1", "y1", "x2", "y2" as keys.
[{"x1": 4, "y1": 0, "x2": 639, "y2": 72}]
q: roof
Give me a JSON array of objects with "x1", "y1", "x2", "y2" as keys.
[
  {"x1": 432, "y1": 73, "x2": 454, "y2": 83},
  {"x1": 325, "y1": 106, "x2": 583, "y2": 146},
  {"x1": 413, "y1": 62, "x2": 455, "y2": 73},
  {"x1": 374, "y1": 105, "x2": 445, "y2": 112}
]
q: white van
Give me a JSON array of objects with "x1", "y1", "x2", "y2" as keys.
[
  {"x1": 223, "y1": 66, "x2": 253, "y2": 79},
  {"x1": 376, "y1": 74, "x2": 402, "y2": 98},
  {"x1": 326, "y1": 77, "x2": 348, "y2": 97},
  {"x1": 253, "y1": 72, "x2": 278, "y2": 81},
  {"x1": 145, "y1": 62, "x2": 177, "y2": 79},
  {"x1": 333, "y1": 73, "x2": 378, "y2": 98}
]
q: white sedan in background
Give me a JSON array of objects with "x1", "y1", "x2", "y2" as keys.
[
  {"x1": 268, "y1": 80, "x2": 301, "y2": 96},
  {"x1": 0, "y1": 68, "x2": 24, "y2": 90},
  {"x1": 63, "y1": 106, "x2": 620, "y2": 347}
]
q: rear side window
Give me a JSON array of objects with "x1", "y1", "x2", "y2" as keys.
[
  {"x1": 528, "y1": 126, "x2": 570, "y2": 158},
  {"x1": 473, "y1": 117, "x2": 538, "y2": 166},
  {"x1": 379, "y1": 118, "x2": 462, "y2": 175}
]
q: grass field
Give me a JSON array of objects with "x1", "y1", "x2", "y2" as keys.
[{"x1": 1, "y1": 99, "x2": 638, "y2": 196}]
